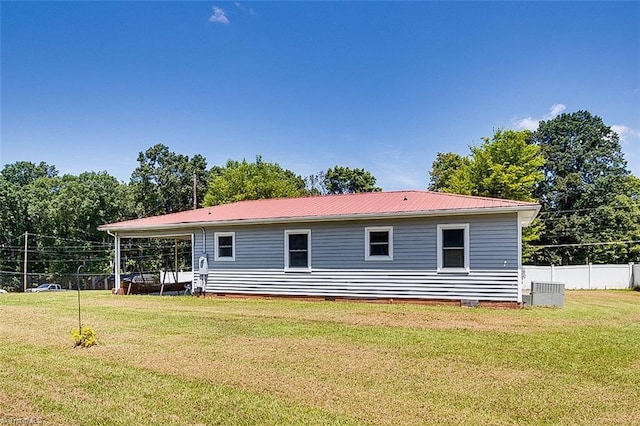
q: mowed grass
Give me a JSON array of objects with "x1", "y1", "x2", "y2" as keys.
[{"x1": 1, "y1": 291, "x2": 639, "y2": 425}]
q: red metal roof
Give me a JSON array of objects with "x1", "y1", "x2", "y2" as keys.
[{"x1": 99, "y1": 191, "x2": 540, "y2": 232}]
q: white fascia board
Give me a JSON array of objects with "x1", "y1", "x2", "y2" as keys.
[{"x1": 103, "y1": 230, "x2": 194, "y2": 240}]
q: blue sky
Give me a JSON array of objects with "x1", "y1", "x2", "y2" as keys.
[{"x1": 2, "y1": 1, "x2": 639, "y2": 190}]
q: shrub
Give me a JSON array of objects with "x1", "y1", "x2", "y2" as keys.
[{"x1": 71, "y1": 326, "x2": 98, "y2": 348}]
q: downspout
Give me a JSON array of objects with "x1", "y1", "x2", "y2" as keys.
[
  {"x1": 517, "y1": 213, "x2": 523, "y2": 304},
  {"x1": 199, "y1": 227, "x2": 208, "y2": 294},
  {"x1": 200, "y1": 227, "x2": 206, "y2": 253},
  {"x1": 106, "y1": 230, "x2": 121, "y2": 294}
]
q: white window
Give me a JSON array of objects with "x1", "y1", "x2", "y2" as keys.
[
  {"x1": 284, "y1": 230, "x2": 311, "y2": 271},
  {"x1": 365, "y1": 227, "x2": 393, "y2": 261},
  {"x1": 437, "y1": 224, "x2": 469, "y2": 272},
  {"x1": 214, "y1": 232, "x2": 235, "y2": 261}
]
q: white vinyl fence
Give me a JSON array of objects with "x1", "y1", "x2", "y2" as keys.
[{"x1": 523, "y1": 264, "x2": 637, "y2": 290}]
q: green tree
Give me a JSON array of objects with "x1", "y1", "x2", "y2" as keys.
[
  {"x1": 531, "y1": 110, "x2": 638, "y2": 264},
  {"x1": 0, "y1": 162, "x2": 133, "y2": 289},
  {"x1": 427, "y1": 129, "x2": 545, "y2": 262},
  {"x1": 1, "y1": 161, "x2": 57, "y2": 186},
  {"x1": 24, "y1": 173, "x2": 127, "y2": 276},
  {"x1": 0, "y1": 170, "x2": 61, "y2": 283},
  {"x1": 204, "y1": 156, "x2": 306, "y2": 206},
  {"x1": 0, "y1": 175, "x2": 28, "y2": 280},
  {"x1": 130, "y1": 144, "x2": 208, "y2": 216},
  {"x1": 22, "y1": 172, "x2": 133, "y2": 277},
  {"x1": 432, "y1": 130, "x2": 544, "y2": 202},
  {"x1": 588, "y1": 188, "x2": 640, "y2": 263},
  {"x1": 0, "y1": 161, "x2": 58, "y2": 249},
  {"x1": 324, "y1": 166, "x2": 381, "y2": 194},
  {"x1": 428, "y1": 152, "x2": 468, "y2": 192},
  {"x1": 0, "y1": 163, "x2": 60, "y2": 281},
  {"x1": 0, "y1": 176, "x2": 27, "y2": 242},
  {"x1": 533, "y1": 110, "x2": 629, "y2": 211},
  {"x1": 53, "y1": 172, "x2": 132, "y2": 241}
]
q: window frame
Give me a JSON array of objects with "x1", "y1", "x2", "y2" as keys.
[
  {"x1": 214, "y1": 232, "x2": 236, "y2": 262},
  {"x1": 365, "y1": 226, "x2": 394, "y2": 261},
  {"x1": 437, "y1": 223, "x2": 470, "y2": 273},
  {"x1": 284, "y1": 229, "x2": 312, "y2": 272}
]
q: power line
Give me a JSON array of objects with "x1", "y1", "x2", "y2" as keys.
[
  {"x1": 24, "y1": 233, "x2": 113, "y2": 246},
  {"x1": 536, "y1": 213, "x2": 640, "y2": 222},
  {"x1": 0, "y1": 235, "x2": 25, "y2": 248},
  {"x1": 537, "y1": 204, "x2": 640, "y2": 216},
  {"x1": 530, "y1": 240, "x2": 640, "y2": 249},
  {"x1": 0, "y1": 241, "x2": 190, "y2": 252}
]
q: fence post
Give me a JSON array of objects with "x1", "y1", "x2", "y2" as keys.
[
  {"x1": 588, "y1": 263, "x2": 592, "y2": 289},
  {"x1": 23, "y1": 231, "x2": 28, "y2": 292},
  {"x1": 550, "y1": 264, "x2": 555, "y2": 282}
]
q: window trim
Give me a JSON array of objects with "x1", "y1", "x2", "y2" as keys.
[
  {"x1": 437, "y1": 224, "x2": 470, "y2": 273},
  {"x1": 284, "y1": 229, "x2": 311, "y2": 272},
  {"x1": 365, "y1": 226, "x2": 394, "y2": 261},
  {"x1": 214, "y1": 232, "x2": 235, "y2": 261}
]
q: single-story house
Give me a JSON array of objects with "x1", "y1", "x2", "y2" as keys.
[{"x1": 99, "y1": 190, "x2": 540, "y2": 303}]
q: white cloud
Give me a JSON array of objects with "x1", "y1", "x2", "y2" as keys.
[
  {"x1": 611, "y1": 124, "x2": 640, "y2": 145},
  {"x1": 612, "y1": 124, "x2": 640, "y2": 178},
  {"x1": 234, "y1": 2, "x2": 256, "y2": 16},
  {"x1": 514, "y1": 103, "x2": 567, "y2": 131},
  {"x1": 515, "y1": 117, "x2": 540, "y2": 131},
  {"x1": 209, "y1": 6, "x2": 229, "y2": 24},
  {"x1": 547, "y1": 103, "x2": 566, "y2": 118}
]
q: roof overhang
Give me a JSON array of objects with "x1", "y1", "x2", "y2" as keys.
[
  {"x1": 99, "y1": 204, "x2": 541, "y2": 236},
  {"x1": 102, "y1": 228, "x2": 194, "y2": 240}
]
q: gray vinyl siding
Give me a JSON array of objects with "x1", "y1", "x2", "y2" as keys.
[
  {"x1": 194, "y1": 227, "x2": 284, "y2": 269},
  {"x1": 469, "y1": 216, "x2": 518, "y2": 269},
  {"x1": 192, "y1": 213, "x2": 519, "y2": 271},
  {"x1": 190, "y1": 212, "x2": 521, "y2": 301},
  {"x1": 311, "y1": 220, "x2": 437, "y2": 269},
  {"x1": 202, "y1": 269, "x2": 519, "y2": 301},
  {"x1": 237, "y1": 228, "x2": 285, "y2": 268}
]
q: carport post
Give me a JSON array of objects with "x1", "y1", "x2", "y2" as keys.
[
  {"x1": 23, "y1": 231, "x2": 28, "y2": 292},
  {"x1": 174, "y1": 239, "x2": 179, "y2": 285},
  {"x1": 114, "y1": 233, "x2": 121, "y2": 293},
  {"x1": 77, "y1": 264, "x2": 84, "y2": 331}
]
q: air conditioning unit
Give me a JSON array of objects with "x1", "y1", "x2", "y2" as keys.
[{"x1": 529, "y1": 281, "x2": 565, "y2": 307}]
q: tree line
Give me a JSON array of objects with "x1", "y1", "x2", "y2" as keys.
[
  {"x1": 428, "y1": 110, "x2": 640, "y2": 265},
  {"x1": 1, "y1": 109, "x2": 638, "y2": 290},
  {"x1": 0, "y1": 151, "x2": 380, "y2": 289}
]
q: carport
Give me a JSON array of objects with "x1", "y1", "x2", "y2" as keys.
[{"x1": 103, "y1": 228, "x2": 193, "y2": 295}]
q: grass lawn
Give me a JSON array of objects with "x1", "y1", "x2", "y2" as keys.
[{"x1": 1, "y1": 290, "x2": 639, "y2": 425}]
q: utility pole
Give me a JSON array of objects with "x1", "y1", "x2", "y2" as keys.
[
  {"x1": 193, "y1": 174, "x2": 197, "y2": 210},
  {"x1": 23, "y1": 231, "x2": 28, "y2": 292}
]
